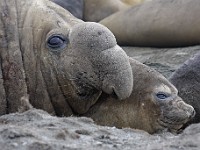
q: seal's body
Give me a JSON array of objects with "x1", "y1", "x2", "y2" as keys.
[{"x1": 100, "y1": 0, "x2": 200, "y2": 47}]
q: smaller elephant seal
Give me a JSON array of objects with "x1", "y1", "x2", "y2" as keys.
[
  {"x1": 84, "y1": 58, "x2": 195, "y2": 134},
  {"x1": 50, "y1": 0, "x2": 84, "y2": 19},
  {"x1": 100, "y1": 0, "x2": 200, "y2": 47},
  {"x1": 170, "y1": 52, "x2": 200, "y2": 125}
]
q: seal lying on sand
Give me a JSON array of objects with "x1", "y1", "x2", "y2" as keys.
[
  {"x1": 100, "y1": 0, "x2": 200, "y2": 47},
  {"x1": 0, "y1": 0, "x2": 133, "y2": 116},
  {"x1": 85, "y1": 58, "x2": 195, "y2": 133},
  {"x1": 0, "y1": 0, "x2": 195, "y2": 133},
  {"x1": 170, "y1": 52, "x2": 200, "y2": 124}
]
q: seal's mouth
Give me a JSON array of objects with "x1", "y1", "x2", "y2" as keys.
[
  {"x1": 74, "y1": 80, "x2": 119, "y2": 101},
  {"x1": 157, "y1": 110, "x2": 195, "y2": 133},
  {"x1": 157, "y1": 118, "x2": 185, "y2": 133},
  {"x1": 73, "y1": 71, "x2": 125, "y2": 100},
  {"x1": 155, "y1": 98, "x2": 195, "y2": 133}
]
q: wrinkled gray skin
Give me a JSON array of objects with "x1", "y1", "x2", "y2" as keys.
[
  {"x1": 0, "y1": 0, "x2": 133, "y2": 116},
  {"x1": 170, "y1": 52, "x2": 200, "y2": 124},
  {"x1": 50, "y1": 0, "x2": 84, "y2": 19}
]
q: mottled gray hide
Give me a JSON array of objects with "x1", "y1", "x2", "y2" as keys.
[
  {"x1": 0, "y1": 0, "x2": 133, "y2": 116},
  {"x1": 170, "y1": 52, "x2": 200, "y2": 124}
]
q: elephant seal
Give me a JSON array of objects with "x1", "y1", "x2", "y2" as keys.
[
  {"x1": 0, "y1": 0, "x2": 195, "y2": 134},
  {"x1": 50, "y1": 0, "x2": 84, "y2": 19},
  {"x1": 83, "y1": 0, "x2": 145, "y2": 22},
  {"x1": 121, "y1": 0, "x2": 144, "y2": 5},
  {"x1": 0, "y1": 0, "x2": 133, "y2": 116},
  {"x1": 50, "y1": 0, "x2": 145, "y2": 22},
  {"x1": 100, "y1": 0, "x2": 200, "y2": 47},
  {"x1": 84, "y1": 0, "x2": 129, "y2": 22},
  {"x1": 85, "y1": 58, "x2": 195, "y2": 134},
  {"x1": 170, "y1": 52, "x2": 200, "y2": 124}
]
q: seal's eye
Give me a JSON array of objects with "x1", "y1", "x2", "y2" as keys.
[
  {"x1": 156, "y1": 92, "x2": 170, "y2": 100},
  {"x1": 47, "y1": 35, "x2": 67, "y2": 50}
]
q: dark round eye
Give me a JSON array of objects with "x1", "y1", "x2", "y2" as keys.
[
  {"x1": 156, "y1": 92, "x2": 170, "y2": 100},
  {"x1": 47, "y1": 35, "x2": 67, "y2": 49}
]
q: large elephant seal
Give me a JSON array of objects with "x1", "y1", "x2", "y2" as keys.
[
  {"x1": 85, "y1": 58, "x2": 195, "y2": 133},
  {"x1": 50, "y1": 0, "x2": 84, "y2": 19},
  {"x1": 100, "y1": 0, "x2": 200, "y2": 47},
  {"x1": 0, "y1": 0, "x2": 133, "y2": 116},
  {"x1": 170, "y1": 52, "x2": 200, "y2": 124}
]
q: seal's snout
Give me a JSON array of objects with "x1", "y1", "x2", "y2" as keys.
[
  {"x1": 177, "y1": 101, "x2": 196, "y2": 119},
  {"x1": 69, "y1": 22, "x2": 133, "y2": 100},
  {"x1": 69, "y1": 22, "x2": 116, "y2": 52},
  {"x1": 190, "y1": 109, "x2": 196, "y2": 119},
  {"x1": 100, "y1": 46, "x2": 133, "y2": 100}
]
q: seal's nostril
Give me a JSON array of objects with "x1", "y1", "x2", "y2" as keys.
[
  {"x1": 105, "y1": 86, "x2": 119, "y2": 100},
  {"x1": 190, "y1": 109, "x2": 196, "y2": 118},
  {"x1": 111, "y1": 87, "x2": 123, "y2": 100},
  {"x1": 111, "y1": 88, "x2": 119, "y2": 100}
]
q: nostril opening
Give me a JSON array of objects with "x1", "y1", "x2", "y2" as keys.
[
  {"x1": 190, "y1": 109, "x2": 196, "y2": 118},
  {"x1": 108, "y1": 86, "x2": 124, "y2": 100},
  {"x1": 111, "y1": 92, "x2": 118, "y2": 100},
  {"x1": 108, "y1": 86, "x2": 129, "y2": 100},
  {"x1": 110, "y1": 87, "x2": 119, "y2": 100}
]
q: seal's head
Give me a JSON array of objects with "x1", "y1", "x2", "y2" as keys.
[
  {"x1": 124, "y1": 59, "x2": 195, "y2": 133},
  {"x1": 86, "y1": 58, "x2": 195, "y2": 133},
  {"x1": 152, "y1": 83, "x2": 195, "y2": 133},
  {"x1": 20, "y1": 0, "x2": 133, "y2": 115}
]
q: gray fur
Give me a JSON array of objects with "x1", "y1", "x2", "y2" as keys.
[{"x1": 170, "y1": 52, "x2": 200, "y2": 123}]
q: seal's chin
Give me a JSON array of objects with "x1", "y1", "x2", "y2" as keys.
[
  {"x1": 157, "y1": 119, "x2": 185, "y2": 133},
  {"x1": 157, "y1": 112, "x2": 195, "y2": 133}
]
